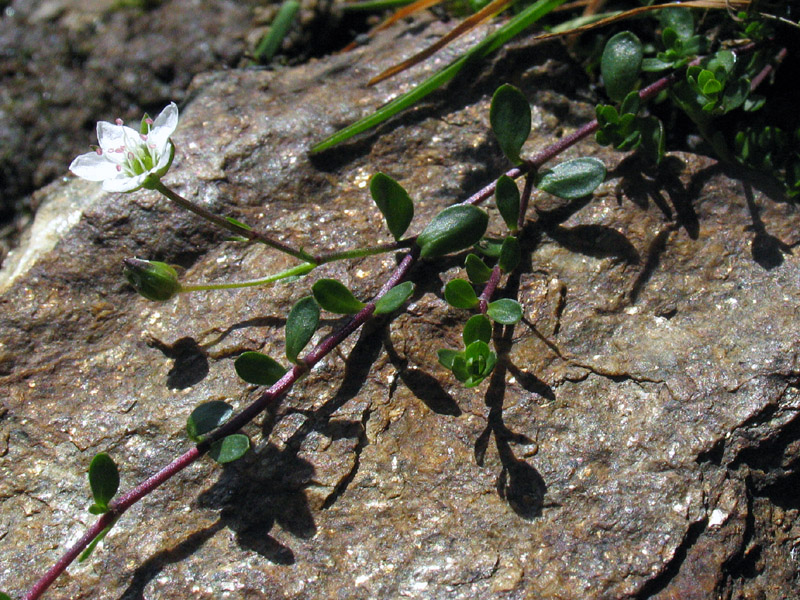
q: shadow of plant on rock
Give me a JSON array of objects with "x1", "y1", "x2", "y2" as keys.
[{"x1": 612, "y1": 154, "x2": 700, "y2": 240}]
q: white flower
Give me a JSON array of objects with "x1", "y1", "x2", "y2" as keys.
[{"x1": 70, "y1": 102, "x2": 179, "y2": 193}]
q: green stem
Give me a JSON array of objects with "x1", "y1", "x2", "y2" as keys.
[
  {"x1": 315, "y1": 238, "x2": 414, "y2": 263},
  {"x1": 153, "y1": 181, "x2": 317, "y2": 264},
  {"x1": 179, "y1": 262, "x2": 316, "y2": 292}
]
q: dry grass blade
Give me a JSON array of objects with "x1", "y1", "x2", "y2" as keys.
[{"x1": 369, "y1": 0, "x2": 516, "y2": 85}]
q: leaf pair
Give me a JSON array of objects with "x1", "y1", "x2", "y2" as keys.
[
  {"x1": 186, "y1": 401, "x2": 250, "y2": 464},
  {"x1": 437, "y1": 315, "x2": 497, "y2": 387}
]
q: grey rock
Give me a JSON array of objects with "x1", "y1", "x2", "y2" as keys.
[{"x1": 1, "y1": 11, "x2": 799, "y2": 600}]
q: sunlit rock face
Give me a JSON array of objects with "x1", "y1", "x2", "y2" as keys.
[{"x1": 1, "y1": 9, "x2": 800, "y2": 600}]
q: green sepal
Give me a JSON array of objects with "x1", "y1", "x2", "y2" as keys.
[
  {"x1": 416, "y1": 204, "x2": 489, "y2": 259},
  {"x1": 463, "y1": 314, "x2": 492, "y2": 346},
  {"x1": 209, "y1": 434, "x2": 250, "y2": 464},
  {"x1": 370, "y1": 172, "x2": 414, "y2": 241},
  {"x1": 465, "y1": 253, "x2": 492, "y2": 284},
  {"x1": 312, "y1": 279, "x2": 366, "y2": 314},
  {"x1": 234, "y1": 351, "x2": 288, "y2": 386},
  {"x1": 374, "y1": 281, "x2": 415, "y2": 315},
  {"x1": 495, "y1": 175, "x2": 521, "y2": 231},
  {"x1": 487, "y1": 298, "x2": 523, "y2": 325},
  {"x1": 123, "y1": 258, "x2": 181, "y2": 302},
  {"x1": 490, "y1": 84, "x2": 531, "y2": 165},
  {"x1": 601, "y1": 31, "x2": 643, "y2": 102},
  {"x1": 537, "y1": 157, "x2": 606, "y2": 200},
  {"x1": 444, "y1": 279, "x2": 479, "y2": 309},
  {"x1": 285, "y1": 296, "x2": 320, "y2": 363},
  {"x1": 498, "y1": 237, "x2": 521, "y2": 273},
  {"x1": 88, "y1": 452, "x2": 119, "y2": 514},
  {"x1": 186, "y1": 400, "x2": 234, "y2": 443}
]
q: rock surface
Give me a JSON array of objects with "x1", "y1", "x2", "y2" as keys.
[{"x1": 1, "y1": 9, "x2": 800, "y2": 600}]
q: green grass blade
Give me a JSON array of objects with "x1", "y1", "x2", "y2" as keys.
[
  {"x1": 254, "y1": 0, "x2": 301, "y2": 63},
  {"x1": 310, "y1": 0, "x2": 566, "y2": 153}
]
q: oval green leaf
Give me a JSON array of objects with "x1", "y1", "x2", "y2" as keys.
[
  {"x1": 375, "y1": 281, "x2": 415, "y2": 315},
  {"x1": 487, "y1": 298, "x2": 523, "y2": 325},
  {"x1": 370, "y1": 173, "x2": 414, "y2": 241},
  {"x1": 444, "y1": 279, "x2": 479, "y2": 309},
  {"x1": 186, "y1": 400, "x2": 234, "y2": 442},
  {"x1": 498, "y1": 236, "x2": 521, "y2": 273},
  {"x1": 88, "y1": 452, "x2": 119, "y2": 512},
  {"x1": 417, "y1": 204, "x2": 489, "y2": 259},
  {"x1": 490, "y1": 84, "x2": 531, "y2": 164},
  {"x1": 312, "y1": 278, "x2": 366, "y2": 314},
  {"x1": 285, "y1": 296, "x2": 320, "y2": 363},
  {"x1": 209, "y1": 434, "x2": 251, "y2": 464},
  {"x1": 437, "y1": 348, "x2": 461, "y2": 370},
  {"x1": 601, "y1": 31, "x2": 643, "y2": 102},
  {"x1": 537, "y1": 157, "x2": 606, "y2": 200},
  {"x1": 234, "y1": 351, "x2": 287, "y2": 386},
  {"x1": 463, "y1": 314, "x2": 492, "y2": 346},
  {"x1": 495, "y1": 175, "x2": 521, "y2": 231},
  {"x1": 465, "y1": 253, "x2": 492, "y2": 284}
]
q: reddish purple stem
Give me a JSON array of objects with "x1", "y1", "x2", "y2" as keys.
[{"x1": 22, "y1": 58, "x2": 699, "y2": 600}]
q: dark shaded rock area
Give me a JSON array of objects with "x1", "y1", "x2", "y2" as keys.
[
  {"x1": 1, "y1": 7, "x2": 800, "y2": 600},
  {"x1": 0, "y1": 0, "x2": 347, "y2": 251}
]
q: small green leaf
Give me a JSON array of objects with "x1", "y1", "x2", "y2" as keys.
[
  {"x1": 375, "y1": 281, "x2": 415, "y2": 315},
  {"x1": 417, "y1": 204, "x2": 489, "y2": 259},
  {"x1": 312, "y1": 278, "x2": 366, "y2": 314},
  {"x1": 225, "y1": 216, "x2": 252, "y2": 231},
  {"x1": 285, "y1": 296, "x2": 320, "y2": 363},
  {"x1": 660, "y1": 7, "x2": 694, "y2": 40},
  {"x1": 78, "y1": 524, "x2": 114, "y2": 563},
  {"x1": 370, "y1": 173, "x2": 414, "y2": 240},
  {"x1": 639, "y1": 116, "x2": 665, "y2": 164},
  {"x1": 601, "y1": 31, "x2": 643, "y2": 102},
  {"x1": 209, "y1": 434, "x2": 250, "y2": 464},
  {"x1": 186, "y1": 400, "x2": 234, "y2": 442},
  {"x1": 444, "y1": 279, "x2": 479, "y2": 309},
  {"x1": 463, "y1": 314, "x2": 492, "y2": 346},
  {"x1": 457, "y1": 340, "x2": 498, "y2": 387},
  {"x1": 88, "y1": 453, "x2": 119, "y2": 513},
  {"x1": 234, "y1": 351, "x2": 287, "y2": 386},
  {"x1": 498, "y1": 236, "x2": 521, "y2": 273},
  {"x1": 437, "y1": 348, "x2": 460, "y2": 370},
  {"x1": 620, "y1": 91, "x2": 640, "y2": 116},
  {"x1": 465, "y1": 253, "x2": 492, "y2": 284},
  {"x1": 487, "y1": 298, "x2": 523, "y2": 325},
  {"x1": 537, "y1": 157, "x2": 606, "y2": 200},
  {"x1": 490, "y1": 84, "x2": 531, "y2": 164},
  {"x1": 475, "y1": 237, "x2": 504, "y2": 258},
  {"x1": 495, "y1": 175, "x2": 521, "y2": 231}
]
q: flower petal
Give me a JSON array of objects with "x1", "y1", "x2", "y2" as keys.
[
  {"x1": 69, "y1": 152, "x2": 121, "y2": 181},
  {"x1": 148, "y1": 102, "x2": 179, "y2": 150},
  {"x1": 102, "y1": 173, "x2": 147, "y2": 193}
]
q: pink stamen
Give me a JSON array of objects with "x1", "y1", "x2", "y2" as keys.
[
  {"x1": 95, "y1": 148, "x2": 103, "y2": 155},
  {"x1": 115, "y1": 118, "x2": 124, "y2": 126},
  {"x1": 116, "y1": 165, "x2": 122, "y2": 172},
  {"x1": 145, "y1": 118, "x2": 154, "y2": 125},
  {"x1": 140, "y1": 133, "x2": 148, "y2": 141}
]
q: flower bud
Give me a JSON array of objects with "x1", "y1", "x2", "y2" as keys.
[{"x1": 123, "y1": 258, "x2": 181, "y2": 301}]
